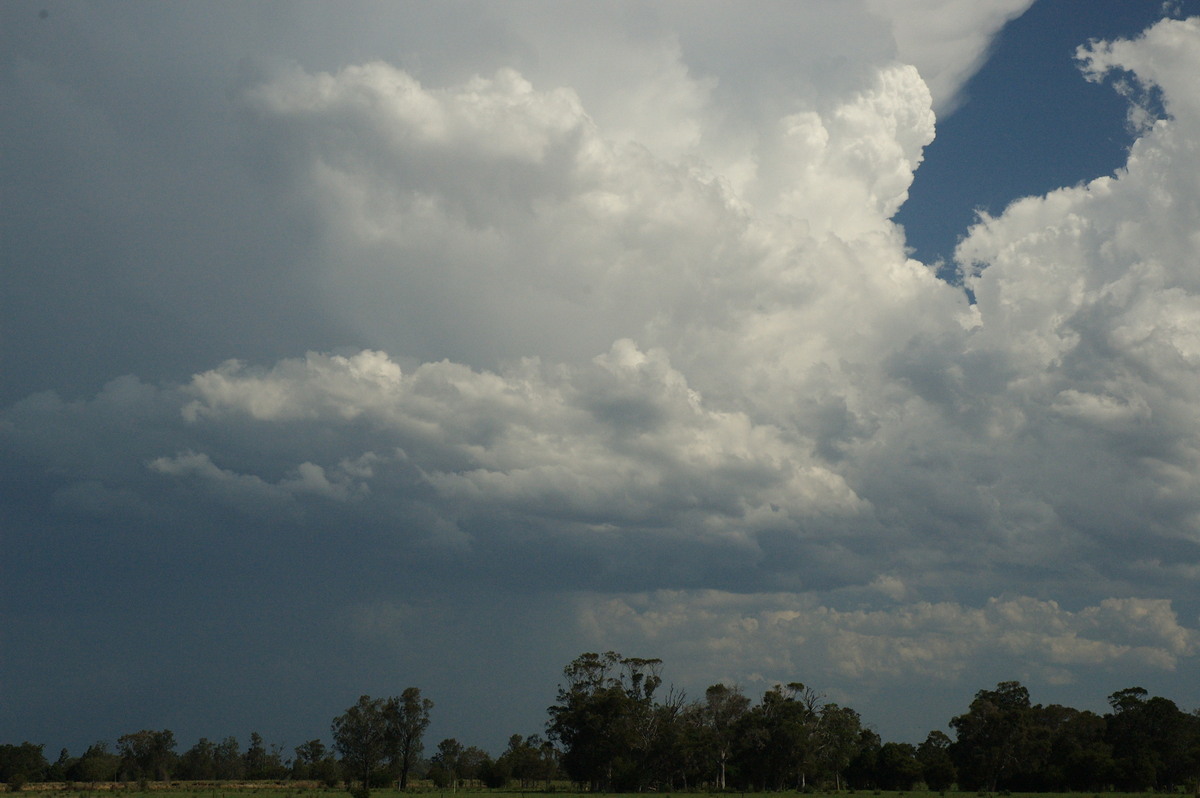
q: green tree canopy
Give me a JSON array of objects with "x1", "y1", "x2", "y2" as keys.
[
  {"x1": 115, "y1": 730, "x2": 176, "y2": 782},
  {"x1": 332, "y1": 695, "x2": 388, "y2": 795},
  {"x1": 383, "y1": 687, "x2": 433, "y2": 789}
]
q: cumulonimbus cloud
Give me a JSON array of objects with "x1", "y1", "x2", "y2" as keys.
[{"x1": 3, "y1": 11, "x2": 1199, "y2": 739}]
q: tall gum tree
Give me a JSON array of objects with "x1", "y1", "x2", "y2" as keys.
[
  {"x1": 385, "y1": 687, "x2": 433, "y2": 789},
  {"x1": 332, "y1": 696, "x2": 387, "y2": 794},
  {"x1": 950, "y1": 681, "x2": 1034, "y2": 791},
  {"x1": 547, "y1": 652, "x2": 669, "y2": 791}
]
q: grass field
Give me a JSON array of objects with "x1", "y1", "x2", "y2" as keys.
[{"x1": 0, "y1": 786, "x2": 1177, "y2": 798}]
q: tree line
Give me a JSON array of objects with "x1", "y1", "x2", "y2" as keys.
[
  {"x1": 543, "y1": 654, "x2": 1200, "y2": 792},
  {"x1": 3, "y1": 652, "x2": 1198, "y2": 792}
]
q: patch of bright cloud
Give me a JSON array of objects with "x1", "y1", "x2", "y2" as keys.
[{"x1": 578, "y1": 591, "x2": 1199, "y2": 684}]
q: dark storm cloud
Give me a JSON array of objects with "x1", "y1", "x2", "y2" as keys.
[{"x1": 4, "y1": 2, "x2": 1199, "y2": 752}]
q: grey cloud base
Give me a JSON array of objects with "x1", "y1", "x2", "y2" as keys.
[{"x1": 2, "y1": 3, "x2": 1199, "y2": 752}]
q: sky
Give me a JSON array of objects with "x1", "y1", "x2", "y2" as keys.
[
  {"x1": 3, "y1": 0, "x2": 1200, "y2": 758},
  {"x1": 896, "y1": 0, "x2": 1192, "y2": 267}
]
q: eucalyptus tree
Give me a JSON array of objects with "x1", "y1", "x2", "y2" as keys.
[
  {"x1": 177, "y1": 738, "x2": 218, "y2": 781},
  {"x1": 876, "y1": 742, "x2": 922, "y2": 789},
  {"x1": 293, "y1": 738, "x2": 341, "y2": 784},
  {"x1": 429, "y1": 738, "x2": 465, "y2": 789},
  {"x1": 115, "y1": 729, "x2": 176, "y2": 782},
  {"x1": 845, "y1": 728, "x2": 881, "y2": 787},
  {"x1": 735, "y1": 683, "x2": 824, "y2": 790},
  {"x1": 66, "y1": 742, "x2": 120, "y2": 783},
  {"x1": 547, "y1": 651, "x2": 635, "y2": 790},
  {"x1": 697, "y1": 684, "x2": 750, "y2": 789},
  {"x1": 1105, "y1": 686, "x2": 1200, "y2": 790},
  {"x1": 815, "y1": 703, "x2": 864, "y2": 789},
  {"x1": 333, "y1": 695, "x2": 388, "y2": 794},
  {"x1": 547, "y1": 651, "x2": 672, "y2": 791},
  {"x1": 950, "y1": 681, "x2": 1035, "y2": 791},
  {"x1": 0, "y1": 742, "x2": 49, "y2": 788},
  {"x1": 497, "y1": 734, "x2": 559, "y2": 788},
  {"x1": 916, "y1": 730, "x2": 956, "y2": 790},
  {"x1": 384, "y1": 687, "x2": 433, "y2": 789},
  {"x1": 243, "y1": 732, "x2": 285, "y2": 779},
  {"x1": 213, "y1": 736, "x2": 244, "y2": 780},
  {"x1": 292, "y1": 739, "x2": 324, "y2": 779}
]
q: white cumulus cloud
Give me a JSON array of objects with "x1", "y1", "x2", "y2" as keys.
[{"x1": 578, "y1": 591, "x2": 1199, "y2": 686}]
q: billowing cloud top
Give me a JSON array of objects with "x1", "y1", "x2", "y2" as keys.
[{"x1": 2, "y1": 2, "x2": 1198, "y2": 750}]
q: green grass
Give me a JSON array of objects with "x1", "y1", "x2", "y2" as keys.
[{"x1": 2, "y1": 788, "x2": 1175, "y2": 798}]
